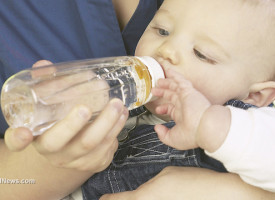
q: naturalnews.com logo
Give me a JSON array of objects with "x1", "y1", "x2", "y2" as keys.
[{"x1": 0, "y1": 178, "x2": 36, "y2": 184}]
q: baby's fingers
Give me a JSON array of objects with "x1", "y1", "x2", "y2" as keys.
[
  {"x1": 154, "y1": 124, "x2": 176, "y2": 148},
  {"x1": 165, "y1": 69, "x2": 187, "y2": 83},
  {"x1": 155, "y1": 125, "x2": 197, "y2": 150},
  {"x1": 152, "y1": 87, "x2": 179, "y2": 105},
  {"x1": 151, "y1": 87, "x2": 164, "y2": 97},
  {"x1": 165, "y1": 69, "x2": 193, "y2": 89},
  {"x1": 156, "y1": 78, "x2": 178, "y2": 91},
  {"x1": 155, "y1": 103, "x2": 175, "y2": 116}
]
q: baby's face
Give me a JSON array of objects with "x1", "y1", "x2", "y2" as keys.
[{"x1": 135, "y1": 0, "x2": 275, "y2": 117}]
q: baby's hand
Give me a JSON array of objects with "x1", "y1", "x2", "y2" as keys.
[{"x1": 152, "y1": 69, "x2": 211, "y2": 150}]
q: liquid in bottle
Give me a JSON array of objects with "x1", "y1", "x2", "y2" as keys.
[{"x1": 1, "y1": 56, "x2": 164, "y2": 135}]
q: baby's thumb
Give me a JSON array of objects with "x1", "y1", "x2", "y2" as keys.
[
  {"x1": 154, "y1": 124, "x2": 174, "y2": 146},
  {"x1": 100, "y1": 191, "x2": 134, "y2": 200},
  {"x1": 154, "y1": 124, "x2": 186, "y2": 150},
  {"x1": 4, "y1": 127, "x2": 33, "y2": 151}
]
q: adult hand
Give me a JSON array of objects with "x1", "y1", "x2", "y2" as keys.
[
  {"x1": 100, "y1": 167, "x2": 275, "y2": 200},
  {"x1": 4, "y1": 60, "x2": 129, "y2": 172},
  {"x1": 4, "y1": 60, "x2": 52, "y2": 151}
]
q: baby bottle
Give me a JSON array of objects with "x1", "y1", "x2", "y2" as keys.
[{"x1": 1, "y1": 56, "x2": 164, "y2": 135}]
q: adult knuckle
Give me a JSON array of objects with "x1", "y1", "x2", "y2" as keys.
[
  {"x1": 96, "y1": 155, "x2": 113, "y2": 172},
  {"x1": 38, "y1": 138, "x2": 61, "y2": 153},
  {"x1": 50, "y1": 159, "x2": 66, "y2": 168},
  {"x1": 80, "y1": 137, "x2": 96, "y2": 151},
  {"x1": 104, "y1": 136, "x2": 118, "y2": 148},
  {"x1": 77, "y1": 164, "x2": 92, "y2": 172},
  {"x1": 112, "y1": 140, "x2": 119, "y2": 150},
  {"x1": 98, "y1": 158, "x2": 110, "y2": 171},
  {"x1": 63, "y1": 120, "x2": 79, "y2": 133}
]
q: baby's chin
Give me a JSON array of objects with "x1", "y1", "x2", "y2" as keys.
[{"x1": 145, "y1": 99, "x2": 172, "y2": 122}]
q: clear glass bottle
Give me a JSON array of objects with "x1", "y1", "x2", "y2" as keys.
[{"x1": 1, "y1": 56, "x2": 164, "y2": 135}]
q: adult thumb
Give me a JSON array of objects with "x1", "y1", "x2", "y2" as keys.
[
  {"x1": 4, "y1": 127, "x2": 33, "y2": 151},
  {"x1": 100, "y1": 191, "x2": 135, "y2": 200}
]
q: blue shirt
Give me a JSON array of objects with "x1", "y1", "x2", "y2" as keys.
[{"x1": 0, "y1": 0, "x2": 163, "y2": 136}]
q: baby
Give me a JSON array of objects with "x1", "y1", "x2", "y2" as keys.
[
  {"x1": 136, "y1": 0, "x2": 275, "y2": 193},
  {"x1": 98, "y1": 0, "x2": 275, "y2": 199},
  {"x1": 83, "y1": 0, "x2": 275, "y2": 199}
]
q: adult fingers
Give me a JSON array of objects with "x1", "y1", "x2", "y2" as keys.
[
  {"x1": 33, "y1": 104, "x2": 92, "y2": 154},
  {"x1": 32, "y1": 60, "x2": 52, "y2": 68},
  {"x1": 79, "y1": 98, "x2": 126, "y2": 150},
  {"x1": 103, "y1": 106, "x2": 128, "y2": 142},
  {"x1": 4, "y1": 127, "x2": 33, "y2": 151},
  {"x1": 65, "y1": 139, "x2": 118, "y2": 172},
  {"x1": 31, "y1": 60, "x2": 55, "y2": 78},
  {"x1": 49, "y1": 98, "x2": 127, "y2": 161}
]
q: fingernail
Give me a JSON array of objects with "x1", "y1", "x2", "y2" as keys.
[
  {"x1": 14, "y1": 128, "x2": 32, "y2": 142},
  {"x1": 78, "y1": 106, "x2": 90, "y2": 120},
  {"x1": 111, "y1": 99, "x2": 124, "y2": 113},
  {"x1": 120, "y1": 108, "x2": 129, "y2": 121}
]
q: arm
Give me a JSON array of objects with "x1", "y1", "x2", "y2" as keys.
[
  {"x1": 0, "y1": 61, "x2": 129, "y2": 200},
  {"x1": 100, "y1": 167, "x2": 275, "y2": 200},
  {"x1": 151, "y1": 69, "x2": 275, "y2": 192},
  {"x1": 205, "y1": 106, "x2": 275, "y2": 192},
  {"x1": 0, "y1": 98, "x2": 128, "y2": 200},
  {"x1": 0, "y1": 139, "x2": 92, "y2": 200},
  {"x1": 151, "y1": 68, "x2": 229, "y2": 152}
]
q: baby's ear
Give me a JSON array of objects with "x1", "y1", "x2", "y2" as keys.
[{"x1": 243, "y1": 81, "x2": 275, "y2": 107}]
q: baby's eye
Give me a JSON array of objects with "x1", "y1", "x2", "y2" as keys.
[
  {"x1": 158, "y1": 28, "x2": 170, "y2": 36},
  {"x1": 193, "y1": 49, "x2": 216, "y2": 64}
]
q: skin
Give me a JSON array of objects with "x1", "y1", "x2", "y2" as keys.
[
  {"x1": 2, "y1": 0, "x2": 275, "y2": 199},
  {"x1": 101, "y1": 167, "x2": 275, "y2": 200},
  {"x1": 134, "y1": 0, "x2": 275, "y2": 152},
  {"x1": 0, "y1": 1, "x2": 138, "y2": 199},
  {"x1": 112, "y1": 0, "x2": 140, "y2": 31},
  {"x1": 137, "y1": 0, "x2": 275, "y2": 112},
  {"x1": 101, "y1": 0, "x2": 275, "y2": 199}
]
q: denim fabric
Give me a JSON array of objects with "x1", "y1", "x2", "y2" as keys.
[
  {"x1": 82, "y1": 124, "x2": 226, "y2": 199},
  {"x1": 224, "y1": 99, "x2": 257, "y2": 110},
  {"x1": 82, "y1": 100, "x2": 255, "y2": 199}
]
